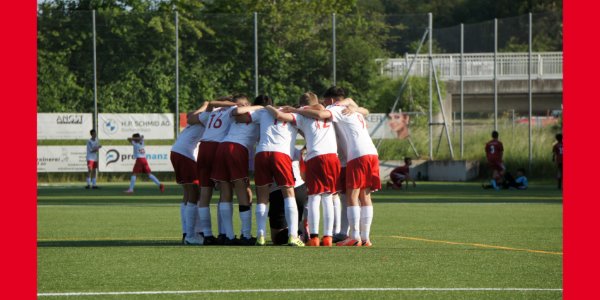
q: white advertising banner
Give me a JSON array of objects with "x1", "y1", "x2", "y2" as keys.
[
  {"x1": 37, "y1": 146, "x2": 87, "y2": 172},
  {"x1": 98, "y1": 113, "x2": 174, "y2": 140},
  {"x1": 365, "y1": 113, "x2": 411, "y2": 139},
  {"x1": 37, "y1": 113, "x2": 93, "y2": 140},
  {"x1": 99, "y1": 145, "x2": 174, "y2": 172}
]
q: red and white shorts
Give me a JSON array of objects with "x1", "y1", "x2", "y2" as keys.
[
  {"x1": 254, "y1": 151, "x2": 295, "y2": 187},
  {"x1": 211, "y1": 142, "x2": 249, "y2": 182},
  {"x1": 87, "y1": 160, "x2": 98, "y2": 170},
  {"x1": 170, "y1": 151, "x2": 199, "y2": 185},
  {"x1": 133, "y1": 157, "x2": 151, "y2": 174},
  {"x1": 336, "y1": 166, "x2": 347, "y2": 194},
  {"x1": 196, "y1": 141, "x2": 220, "y2": 187},
  {"x1": 346, "y1": 155, "x2": 381, "y2": 191},
  {"x1": 305, "y1": 153, "x2": 340, "y2": 195}
]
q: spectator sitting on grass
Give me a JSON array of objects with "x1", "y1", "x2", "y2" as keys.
[{"x1": 387, "y1": 157, "x2": 416, "y2": 190}]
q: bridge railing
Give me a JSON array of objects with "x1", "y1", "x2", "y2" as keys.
[{"x1": 377, "y1": 52, "x2": 563, "y2": 81}]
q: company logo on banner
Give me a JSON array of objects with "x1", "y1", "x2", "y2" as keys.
[
  {"x1": 99, "y1": 145, "x2": 173, "y2": 172},
  {"x1": 98, "y1": 114, "x2": 174, "y2": 140},
  {"x1": 37, "y1": 113, "x2": 93, "y2": 140},
  {"x1": 37, "y1": 146, "x2": 87, "y2": 172}
]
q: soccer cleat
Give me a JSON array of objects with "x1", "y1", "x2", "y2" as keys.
[
  {"x1": 362, "y1": 240, "x2": 372, "y2": 247},
  {"x1": 181, "y1": 233, "x2": 187, "y2": 245},
  {"x1": 184, "y1": 236, "x2": 203, "y2": 245},
  {"x1": 321, "y1": 236, "x2": 333, "y2": 247},
  {"x1": 202, "y1": 235, "x2": 218, "y2": 246},
  {"x1": 236, "y1": 235, "x2": 257, "y2": 246},
  {"x1": 287, "y1": 236, "x2": 305, "y2": 247},
  {"x1": 92, "y1": 186, "x2": 99, "y2": 189},
  {"x1": 216, "y1": 234, "x2": 228, "y2": 245},
  {"x1": 336, "y1": 237, "x2": 362, "y2": 246},
  {"x1": 255, "y1": 236, "x2": 266, "y2": 246},
  {"x1": 332, "y1": 233, "x2": 348, "y2": 243},
  {"x1": 85, "y1": 185, "x2": 91, "y2": 189},
  {"x1": 159, "y1": 183, "x2": 165, "y2": 193},
  {"x1": 124, "y1": 190, "x2": 134, "y2": 194},
  {"x1": 306, "y1": 237, "x2": 320, "y2": 247}
]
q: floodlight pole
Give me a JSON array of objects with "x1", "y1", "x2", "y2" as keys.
[
  {"x1": 332, "y1": 13, "x2": 336, "y2": 86},
  {"x1": 428, "y1": 13, "x2": 433, "y2": 160},
  {"x1": 254, "y1": 12, "x2": 258, "y2": 97},
  {"x1": 92, "y1": 10, "x2": 98, "y2": 132},
  {"x1": 175, "y1": 10, "x2": 180, "y2": 137}
]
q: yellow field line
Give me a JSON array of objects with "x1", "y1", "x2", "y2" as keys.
[{"x1": 387, "y1": 235, "x2": 562, "y2": 255}]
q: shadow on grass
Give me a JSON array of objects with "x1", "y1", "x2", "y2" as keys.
[{"x1": 38, "y1": 239, "x2": 181, "y2": 248}]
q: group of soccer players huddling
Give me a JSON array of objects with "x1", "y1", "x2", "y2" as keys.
[{"x1": 170, "y1": 86, "x2": 380, "y2": 247}]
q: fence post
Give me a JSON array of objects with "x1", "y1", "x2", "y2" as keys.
[
  {"x1": 175, "y1": 10, "x2": 179, "y2": 138},
  {"x1": 460, "y1": 23, "x2": 464, "y2": 159},
  {"x1": 254, "y1": 12, "x2": 258, "y2": 97},
  {"x1": 528, "y1": 13, "x2": 533, "y2": 173},
  {"x1": 332, "y1": 13, "x2": 336, "y2": 86},
  {"x1": 428, "y1": 12, "x2": 433, "y2": 160},
  {"x1": 494, "y1": 18, "x2": 498, "y2": 131}
]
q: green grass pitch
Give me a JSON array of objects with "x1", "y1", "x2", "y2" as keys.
[{"x1": 37, "y1": 181, "x2": 562, "y2": 299}]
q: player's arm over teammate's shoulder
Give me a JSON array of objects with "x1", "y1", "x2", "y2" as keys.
[
  {"x1": 293, "y1": 106, "x2": 332, "y2": 120},
  {"x1": 234, "y1": 105, "x2": 264, "y2": 123},
  {"x1": 187, "y1": 101, "x2": 209, "y2": 125},
  {"x1": 266, "y1": 105, "x2": 295, "y2": 123}
]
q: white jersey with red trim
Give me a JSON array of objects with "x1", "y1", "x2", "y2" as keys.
[
  {"x1": 292, "y1": 112, "x2": 337, "y2": 161},
  {"x1": 86, "y1": 138, "x2": 101, "y2": 161},
  {"x1": 251, "y1": 108, "x2": 298, "y2": 157},
  {"x1": 200, "y1": 106, "x2": 236, "y2": 142},
  {"x1": 132, "y1": 140, "x2": 147, "y2": 159},
  {"x1": 222, "y1": 110, "x2": 259, "y2": 150},
  {"x1": 327, "y1": 104, "x2": 377, "y2": 161},
  {"x1": 171, "y1": 124, "x2": 205, "y2": 161}
]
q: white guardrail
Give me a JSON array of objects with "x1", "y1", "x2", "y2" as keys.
[{"x1": 377, "y1": 52, "x2": 562, "y2": 81}]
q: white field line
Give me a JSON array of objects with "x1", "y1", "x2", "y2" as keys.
[{"x1": 38, "y1": 287, "x2": 562, "y2": 297}]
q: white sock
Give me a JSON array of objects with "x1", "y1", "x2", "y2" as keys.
[
  {"x1": 332, "y1": 194, "x2": 341, "y2": 234},
  {"x1": 340, "y1": 194, "x2": 349, "y2": 236},
  {"x1": 198, "y1": 206, "x2": 213, "y2": 237},
  {"x1": 180, "y1": 202, "x2": 186, "y2": 234},
  {"x1": 86, "y1": 177, "x2": 91, "y2": 186},
  {"x1": 91, "y1": 177, "x2": 97, "y2": 186},
  {"x1": 148, "y1": 174, "x2": 161, "y2": 186},
  {"x1": 284, "y1": 197, "x2": 299, "y2": 238},
  {"x1": 360, "y1": 206, "x2": 374, "y2": 242},
  {"x1": 321, "y1": 193, "x2": 334, "y2": 237},
  {"x1": 255, "y1": 203, "x2": 268, "y2": 238},
  {"x1": 128, "y1": 175, "x2": 136, "y2": 191},
  {"x1": 240, "y1": 209, "x2": 252, "y2": 238},
  {"x1": 348, "y1": 206, "x2": 361, "y2": 241},
  {"x1": 219, "y1": 202, "x2": 235, "y2": 239},
  {"x1": 217, "y1": 202, "x2": 224, "y2": 235},
  {"x1": 184, "y1": 203, "x2": 198, "y2": 238},
  {"x1": 194, "y1": 207, "x2": 202, "y2": 234},
  {"x1": 307, "y1": 194, "x2": 321, "y2": 236}
]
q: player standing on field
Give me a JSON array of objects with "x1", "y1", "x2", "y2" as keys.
[
  {"x1": 85, "y1": 129, "x2": 102, "y2": 189},
  {"x1": 236, "y1": 101, "x2": 304, "y2": 246},
  {"x1": 268, "y1": 92, "x2": 340, "y2": 247},
  {"x1": 171, "y1": 101, "x2": 208, "y2": 245},
  {"x1": 485, "y1": 131, "x2": 505, "y2": 190},
  {"x1": 124, "y1": 133, "x2": 164, "y2": 194},
  {"x1": 552, "y1": 133, "x2": 563, "y2": 190},
  {"x1": 193, "y1": 96, "x2": 243, "y2": 245},
  {"x1": 294, "y1": 87, "x2": 377, "y2": 247}
]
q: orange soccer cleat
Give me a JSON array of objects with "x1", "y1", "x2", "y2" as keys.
[
  {"x1": 321, "y1": 236, "x2": 333, "y2": 247},
  {"x1": 336, "y1": 237, "x2": 362, "y2": 247},
  {"x1": 306, "y1": 237, "x2": 320, "y2": 246},
  {"x1": 362, "y1": 240, "x2": 372, "y2": 247},
  {"x1": 159, "y1": 184, "x2": 165, "y2": 193}
]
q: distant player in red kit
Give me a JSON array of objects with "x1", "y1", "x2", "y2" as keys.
[
  {"x1": 388, "y1": 157, "x2": 416, "y2": 190},
  {"x1": 124, "y1": 133, "x2": 164, "y2": 194},
  {"x1": 552, "y1": 133, "x2": 563, "y2": 190},
  {"x1": 485, "y1": 130, "x2": 504, "y2": 190}
]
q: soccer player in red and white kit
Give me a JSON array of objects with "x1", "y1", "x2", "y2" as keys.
[
  {"x1": 552, "y1": 133, "x2": 563, "y2": 190},
  {"x1": 268, "y1": 92, "x2": 340, "y2": 247},
  {"x1": 294, "y1": 87, "x2": 378, "y2": 247},
  {"x1": 211, "y1": 94, "x2": 264, "y2": 245},
  {"x1": 171, "y1": 101, "x2": 208, "y2": 245},
  {"x1": 332, "y1": 124, "x2": 349, "y2": 243},
  {"x1": 485, "y1": 130, "x2": 504, "y2": 190},
  {"x1": 124, "y1": 133, "x2": 164, "y2": 194},
  {"x1": 192, "y1": 96, "x2": 242, "y2": 245},
  {"x1": 85, "y1": 129, "x2": 102, "y2": 189},
  {"x1": 236, "y1": 102, "x2": 304, "y2": 246}
]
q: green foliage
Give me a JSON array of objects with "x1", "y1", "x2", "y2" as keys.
[{"x1": 367, "y1": 75, "x2": 441, "y2": 115}]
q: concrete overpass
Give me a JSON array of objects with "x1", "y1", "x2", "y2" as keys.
[{"x1": 379, "y1": 52, "x2": 563, "y2": 116}]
